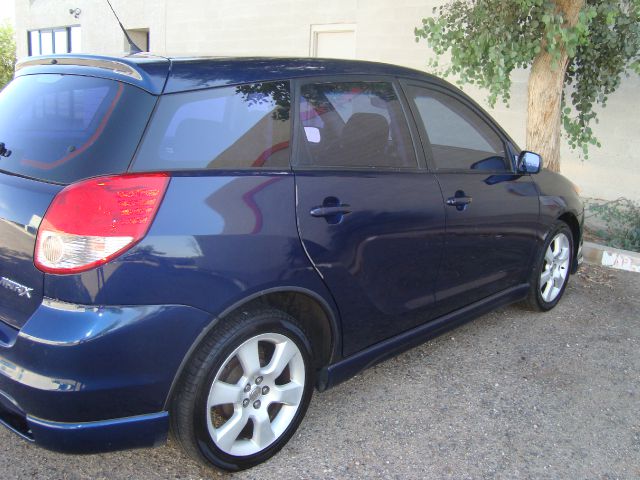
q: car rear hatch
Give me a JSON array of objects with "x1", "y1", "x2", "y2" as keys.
[
  {"x1": 0, "y1": 56, "x2": 165, "y2": 329},
  {"x1": 0, "y1": 175, "x2": 62, "y2": 329}
]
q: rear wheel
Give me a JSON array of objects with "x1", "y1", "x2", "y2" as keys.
[
  {"x1": 171, "y1": 308, "x2": 314, "y2": 471},
  {"x1": 525, "y1": 222, "x2": 573, "y2": 311}
]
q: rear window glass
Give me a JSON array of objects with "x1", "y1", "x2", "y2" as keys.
[
  {"x1": 0, "y1": 74, "x2": 156, "y2": 184},
  {"x1": 132, "y1": 81, "x2": 291, "y2": 171},
  {"x1": 297, "y1": 81, "x2": 416, "y2": 169}
]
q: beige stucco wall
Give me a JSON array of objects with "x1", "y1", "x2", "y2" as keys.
[
  {"x1": 1, "y1": 0, "x2": 15, "y2": 23},
  {"x1": 13, "y1": 0, "x2": 640, "y2": 201}
]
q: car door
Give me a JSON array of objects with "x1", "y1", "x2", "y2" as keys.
[
  {"x1": 402, "y1": 80, "x2": 540, "y2": 315},
  {"x1": 292, "y1": 77, "x2": 446, "y2": 356}
]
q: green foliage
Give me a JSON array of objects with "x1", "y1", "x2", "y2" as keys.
[
  {"x1": 587, "y1": 197, "x2": 640, "y2": 252},
  {"x1": 0, "y1": 22, "x2": 16, "y2": 90},
  {"x1": 415, "y1": 0, "x2": 640, "y2": 159}
]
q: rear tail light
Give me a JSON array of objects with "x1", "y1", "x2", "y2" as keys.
[{"x1": 35, "y1": 173, "x2": 169, "y2": 274}]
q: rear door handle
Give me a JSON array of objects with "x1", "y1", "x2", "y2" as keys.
[
  {"x1": 446, "y1": 196, "x2": 472, "y2": 206},
  {"x1": 310, "y1": 205, "x2": 352, "y2": 217},
  {"x1": 310, "y1": 197, "x2": 352, "y2": 225}
]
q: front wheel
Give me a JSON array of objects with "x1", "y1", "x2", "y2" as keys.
[
  {"x1": 171, "y1": 308, "x2": 314, "y2": 471},
  {"x1": 525, "y1": 222, "x2": 574, "y2": 311}
]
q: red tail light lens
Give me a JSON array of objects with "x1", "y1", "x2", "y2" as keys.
[{"x1": 35, "y1": 173, "x2": 169, "y2": 274}]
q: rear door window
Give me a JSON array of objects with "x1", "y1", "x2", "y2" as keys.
[
  {"x1": 0, "y1": 74, "x2": 156, "y2": 184},
  {"x1": 132, "y1": 81, "x2": 291, "y2": 171},
  {"x1": 296, "y1": 80, "x2": 416, "y2": 169}
]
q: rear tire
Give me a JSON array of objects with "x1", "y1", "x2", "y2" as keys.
[
  {"x1": 525, "y1": 221, "x2": 573, "y2": 311},
  {"x1": 170, "y1": 308, "x2": 314, "y2": 471}
]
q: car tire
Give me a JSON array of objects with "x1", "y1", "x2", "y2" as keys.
[
  {"x1": 525, "y1": 221, "x2": 574, "y2": 311},
  {"x1": 170, "y1": 308, "x2": 314, "y2": 471}
]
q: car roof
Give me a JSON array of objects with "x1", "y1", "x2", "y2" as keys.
[
  {"x1": 162, "y1": 56, "x2": 448, "y2": 93},
  {"x1": 15, "y1": 54, "x2": 449, "y2": 95}
]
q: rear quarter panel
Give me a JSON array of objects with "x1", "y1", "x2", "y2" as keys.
[{"x1": 43, "y1": 172, "x2": 340, "y2": 344}]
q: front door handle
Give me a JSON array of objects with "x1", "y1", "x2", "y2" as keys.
[{"x1": 446, "y1": 191, "x2": 473, "y2": 211}]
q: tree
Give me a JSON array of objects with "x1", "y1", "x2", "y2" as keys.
[
  {"x1": 415, "y1": 0, "x2": 640, "y2": 172},
  {"x1": 0, "y1": 22, "x2": 16, "y2": 91}
]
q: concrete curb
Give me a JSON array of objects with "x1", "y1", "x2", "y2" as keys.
[{"x1": 582, "y1": 241, "x2": 640, "y2": 273}]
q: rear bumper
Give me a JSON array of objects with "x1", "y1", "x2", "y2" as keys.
[
  {"x1": 0, "y1": 389, "x2": 168, "y2": 453},
  {"x1": 0, "y1": 298, "x2": 212, "y2": 453},
  {"x1": 29, "y1": 412, "x2": 169, "y2": 453}
]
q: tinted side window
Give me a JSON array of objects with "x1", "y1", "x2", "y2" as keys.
[
  {"x1": 407, "y1": 86, "x2": 507, "y2": 171},
  {"x1": 133, "y1": 81, "x2": 291, "y2": 171},
  {"x1": 297, "y1": 81, "x2": 416, "y2": 168}
]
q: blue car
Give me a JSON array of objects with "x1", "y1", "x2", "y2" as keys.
[{"x1": 0, "y1": 55, "x2": 583, "y2": 471}]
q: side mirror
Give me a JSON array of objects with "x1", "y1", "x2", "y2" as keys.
[{"x1": 517, "y1": 151, "x2": 542, "y2": 174}]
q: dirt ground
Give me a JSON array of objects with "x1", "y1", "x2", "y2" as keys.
[{"x1": 1, "y1": 264, "x2": 638, "y2": 479}]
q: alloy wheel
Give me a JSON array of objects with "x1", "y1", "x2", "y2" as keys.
[
  {"x1": 540, "y1": 232, "x2": 571, "y2": 303},
  {"x1": 205, "y1": 333, "x2": 305, "y2": 456}
]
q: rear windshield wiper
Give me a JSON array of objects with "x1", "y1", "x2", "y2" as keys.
[{"x1": 0, "y1": 142, "x2": 12, "y2": 157}]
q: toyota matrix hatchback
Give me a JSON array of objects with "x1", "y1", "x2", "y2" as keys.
[{"x1": 0, "y1": 55, "x2": 583, "y2": 471}]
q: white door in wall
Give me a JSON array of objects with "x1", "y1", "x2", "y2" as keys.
[{"x1": 311, "y1": 24, "x2": 356, "y2": 59}]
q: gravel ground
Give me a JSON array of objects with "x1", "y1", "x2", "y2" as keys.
[{"x1": 1, "y1": 264, "x2": 639, "y2": 479}]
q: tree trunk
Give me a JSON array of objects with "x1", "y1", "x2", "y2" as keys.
[
  {"x1": 526, "y1": 49, "x2": 567, "y2": 172},
  {"x1": 526, "y1": 0, "x2": 584, "y2": 172}
]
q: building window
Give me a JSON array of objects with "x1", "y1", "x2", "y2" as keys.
[{"x1": 29, "y1": 26, "x2": 82, "y2": 56}]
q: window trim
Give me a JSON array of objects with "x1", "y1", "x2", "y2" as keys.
[
  {"x1": 28, "y1": 25, "x2": 81, "y2": 56},
  {"x1": 399, "y1": 78, "x2": 516, "y2": 175},
  {"x1": 291, "y1": 75, "x2": 421, "y2": 172}
]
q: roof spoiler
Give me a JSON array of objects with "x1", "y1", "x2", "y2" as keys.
[
  {"x1": 14, "y1": 54, "x2": 170, "y2": 94},
  {"x1": 16, "y1": 57, "x2": 143, "y2": 80}
]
